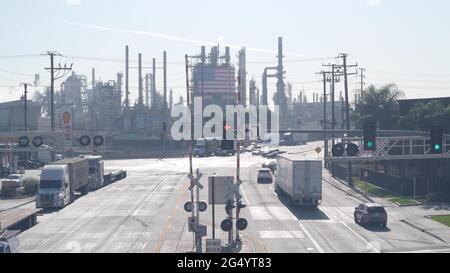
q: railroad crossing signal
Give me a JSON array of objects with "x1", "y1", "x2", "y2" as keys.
[
  {"x1": 18, "y1": 136, "x2": 44, "y2": 148},
  {"x1": 332, "y1": 143, "x2": 345, "y2": 157},
  {"x1": 363, "y1": 122, "x2": 377, "y2": 151},
  {"x1": 430, "y1": 125, "x2": 443, "y2": 154},
  {"x1": 236, "y1": 218, "x2": 248, "y2": 231},
  {"x1": 198, "y1": 201, "x2": 207, "y2": 212},
  {"x1": 184, "y1": 201, "x2": 193, "y2": 212},
  {"x1": 79, "y1": 135, "x2": 104, "y2": 147},
  {"x1": 221, "y1": 219, "x2": 232, "y2": 232},
  {"x1": 225, "y1": 200, "x2": 235, "y2": 215},
  {"x1": 184, "y1": 202, "x2": 207, "y2": 213},
  {"x1": 346, "y1": 143, "x2": 359, "y2": 156}
]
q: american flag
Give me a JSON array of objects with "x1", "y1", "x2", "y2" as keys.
[{"x1": 193, "y1": 66, "x2": 236, "y2": 95}]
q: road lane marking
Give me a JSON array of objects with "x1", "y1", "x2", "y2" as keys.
[
  {"x1": 153, "y1": 175, "x2": 188, "y2": 253},
  {"x1": 298, "y1": 222, "x2": 325, "y2": 253},
  {"x1": 249, "y1": 206, "x2": 272, "y2": 220},
  {"x1": 240, "y1": 183, "x2": 251, "y2": 206},
  {"x1": 259, "y1": 230, "x2": 304, "y2": 239},
  {"x1": 340, "y1": 221, "x2": 380, "y2": 253},
  {"x1": 131, "y1": 173, "x2": 173, "y2": 217},
  {"x1": 267, "y1": 206, "x2": 297, "y2": 220}
]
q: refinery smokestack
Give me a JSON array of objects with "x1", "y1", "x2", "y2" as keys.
[
  {"x1": 163, "y1": 51, "x2": 167, "y2": 110},
  {"x1": 152, "y1": 58, "x2": 156, "y2": 108},
  {"x1": 138, "y1": 53, "x2": 143, "y2": 105},
  {"x1": 145, "y1": 73, "x2": 150, "y2": 108},
  {"x1": 125, "y1": 45, "x2": 129, "y2": 108},
  {"x1": 91, "y1": 68, "x2": 95, "y2": 89},
  {"x1": 262, "y1": 69, "x2": 268, "y2": 105}
]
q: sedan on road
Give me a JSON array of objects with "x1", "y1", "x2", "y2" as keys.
[
  {"x1": 5, "y1": 174, "x2": 24, "y2": 187},
  {"x1": 354, "y1": 203, "x2": 388, "y2": 227},
  {"x1": 257, "y1": 168, "x2": 273, "y2": 184},
  {"x1": 252, "y1": 149, "x2": 261, "y2": 156}
]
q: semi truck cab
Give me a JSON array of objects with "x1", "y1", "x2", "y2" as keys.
[{"x1": 36, "y1": 165, "x2": 70, "y2": 209}]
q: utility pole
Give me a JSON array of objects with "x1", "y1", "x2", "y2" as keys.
[
  {"x1": 20, "y1": 83, "x2": 31, "y2": 132},
  {"x1": 358, "y1": 68, "x2": 366, "y2": 103},
  {"x1": 21, "y1": 83, "x2": 31, "y2": 169},
  {"x1": 337, "y1": 53, "x2": 358, "y2": 186},
  {"x1": 315, "y1": 71, "x2": 330, "y2": 165},
  {"x1": 43, "y1": 51, "x2": 72, "y2": 161},
  {"x1": 322, "y1": 63, "x2": 340, "y2": 176}
]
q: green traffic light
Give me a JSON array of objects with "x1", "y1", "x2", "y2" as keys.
[
  {"x1": 434, "y1": 144, "x2": 441, "y2": 151},
  {"x1": 367, "y1": 141, "x2": 374, "y2": 148}
]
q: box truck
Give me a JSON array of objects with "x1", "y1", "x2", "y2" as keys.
[
  {"x1": 275, "y1": 154, "x2": 322, "y2": 206},
  {"x1": 36, "y1": 157, "x2": 89, "y2": 209}
]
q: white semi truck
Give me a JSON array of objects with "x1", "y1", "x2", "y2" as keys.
[
  {"x1": 275, "y1": 154, "x2": 322, "y2": 206},
  {"x1": 36, "y1": 157, "x2": 89, "y2": 209}
]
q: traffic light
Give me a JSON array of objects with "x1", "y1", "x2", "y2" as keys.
[
  {"x1": 363, "y1": 122, "x2": 377, "y2": 151},
  {"x1": 430, "y1": 125, "x2": 443, "y2": 154},
  {"x1": 221, "y1": 120, "x2": 234, "y2": 150},
  {"x1": 162, "y1": 122, "x2": 167, "y2": 132}
]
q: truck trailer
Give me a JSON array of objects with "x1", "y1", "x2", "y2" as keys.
[
  {"x1": 81, "y1": 155, "x2": 105, "y2": 190},
  {"x1": 275, "y1": 154, "x2": 322, "y2": 206},
  {"x1": 36, "y1": 157, "x2": 89, "y2": 209}
]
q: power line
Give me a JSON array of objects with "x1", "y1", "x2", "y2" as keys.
[
  {"x1": 368, "y1": 69, "x2": 450, "y2": 78},
  {"x1": 0, "y1": 54, "x2": 42, "y2": 59}
]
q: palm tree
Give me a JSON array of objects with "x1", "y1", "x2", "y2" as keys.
[{"x1": 353, "y1": 84, "x2": 404, "y2": 130}]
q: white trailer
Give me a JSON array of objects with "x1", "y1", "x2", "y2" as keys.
[{"x1": 275, "y1": 154, "x2": 322, "y2": 206}]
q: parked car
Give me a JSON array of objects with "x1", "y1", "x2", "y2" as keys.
[
  {"x1": 265, "y1": 151, "x2": 278, "y2": 159},
  {"x1": 257, "y1": 168, "x2": 273, "y2": 184},
  {"x1": 252, "y1": 149, "x2": 261, "y2": 156},
  {"x1": 0, "y1": 230, "x2": 20, "y2": 253},
  {"x1": 5, "y1": 174, "x2": 24, "y2": 187},
  {"x1": 354, "y1": 203, "x2": 388, "y2": 227},
  {"x1": 0, "y1": 165, "x2": 10, "y2": 178}
]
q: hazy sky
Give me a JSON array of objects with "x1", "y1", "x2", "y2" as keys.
[{"x1": 1, "y1": 0, "x2": 450, "y2": 104}]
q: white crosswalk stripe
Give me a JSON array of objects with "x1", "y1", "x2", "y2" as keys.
[{"x1": 259, "y1": 230, "x2": 304, "y2": 239}]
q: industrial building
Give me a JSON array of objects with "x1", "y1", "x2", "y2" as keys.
[{"x1": 0, "y1": 100, "x2": 41, "y2": 132}]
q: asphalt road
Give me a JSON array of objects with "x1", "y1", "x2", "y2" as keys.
[{"x1": 17, "y1": 142, "x2": 450, "y2": 253}]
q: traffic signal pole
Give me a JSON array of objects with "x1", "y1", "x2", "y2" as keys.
[
  {"x1": 185, "y1": 54, "x2": 199, "y2": 252},
  {"x1": 235, "y1": 76, "x2": 241, "y2": 245}
]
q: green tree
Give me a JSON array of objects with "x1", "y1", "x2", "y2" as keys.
[
  {"x1": 353, "y1": 84, "x2": 404, "y2": 129},
  {"x1": 398, "y1": 100, "x2": 450, "y2": 132}
]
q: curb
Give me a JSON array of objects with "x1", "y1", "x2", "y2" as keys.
[
  {"x1": 322, "y1": 177, "x2": 371, "y2": 203},
  {"x1": 0, "y1": 194, "x2": 36, "y2": 200},
  {"x1": 394, "y1": 202, "x2": 422, "y2": 207},
  {"x1": 400, "y1": 219, "x2": 447, "y2": 244},
  {"x1": 0, "y1": 199, "x2": 35, "y2": 212}
]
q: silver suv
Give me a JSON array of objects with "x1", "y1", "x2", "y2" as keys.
[
  {"x1": 354, "y1": 203, "x2": 388, "y2": 227},
  {"x1": 0, "y1": 230, "x2": 20, "y2": 253}
]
